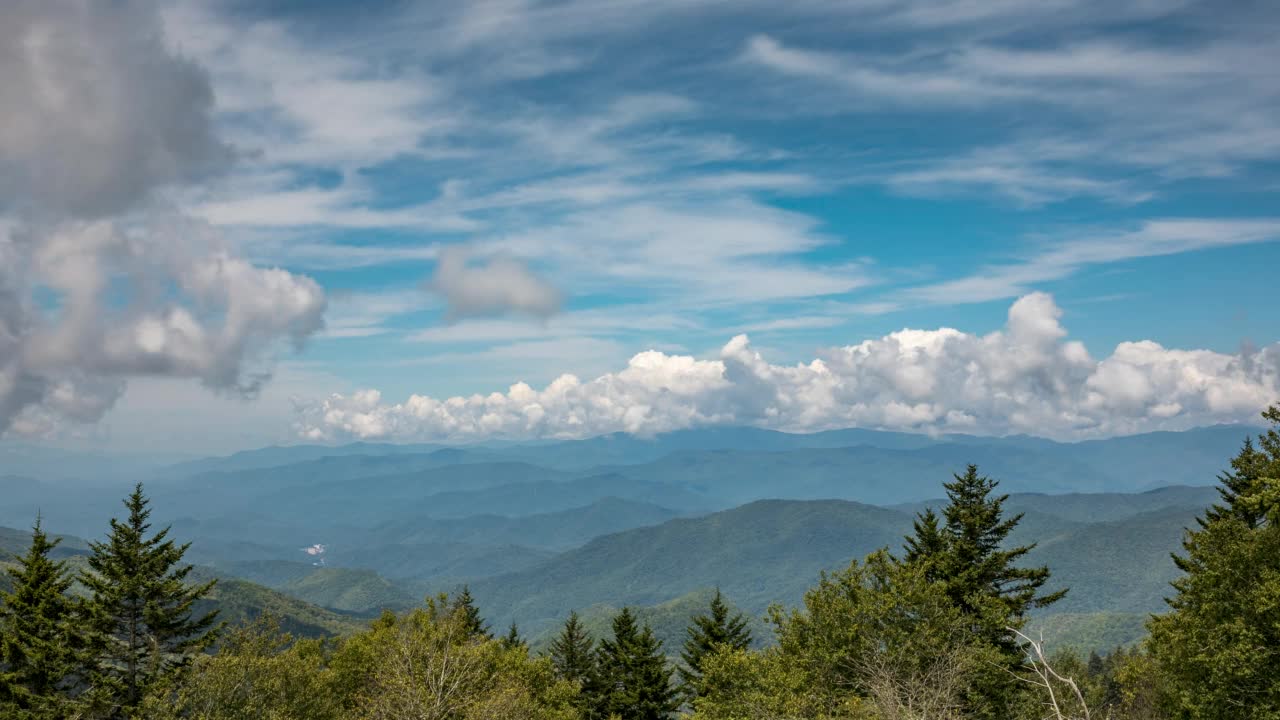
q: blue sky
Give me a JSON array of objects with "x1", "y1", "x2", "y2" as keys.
[{"x1": 2, "y1": 0, "x2": 1278, "y2": 454}]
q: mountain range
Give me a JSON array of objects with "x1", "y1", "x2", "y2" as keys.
[{"x1": 0, "y1": 423, "x2": 1250, "y2": 652}]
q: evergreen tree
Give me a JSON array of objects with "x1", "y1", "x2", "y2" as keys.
[
  {"x1": 0, "y1": 517, "x2": 86, "y2": 719},
  {"x1": 593, "y1": 607, "x2": 678, "y2": 720},
  {"x1": 678, "y1": 589, "x2": 751, "y2": 698},
  {"x1": 1148, "y1": 407, "x2": 1280, "y2": 719},
  {"x1": 500, "y1": 622, "x2": 526, "y2": 651},
  {"x1": 901, "y1": 465, "x2": 1066, "y2": 718},
  {"x1": 908, "y1": 466, "x2": 1066, "y2": 638},
  {"x1": 901, "y1": 507, "x2": 946, "y2": 566},
  {"x1": 548, "y1": 611, "x2": 595, "y2": 687},
  {"x1": 450, "y1": 585, "x2": 491, "y2": 640},
  {"x1": 1204, "y1": 407, "x2": 1280, "y2": 528},
  {"x1": 81, "y1": 483, "x2": 220, "y2": 718}
]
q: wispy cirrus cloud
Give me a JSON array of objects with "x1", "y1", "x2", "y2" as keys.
[
  {"x1": 743, "y1": 27, "x2": 1280, "y2": 204},
  {"x1": 908, "y1": 219, "x2": 1280, "y2": 305}
]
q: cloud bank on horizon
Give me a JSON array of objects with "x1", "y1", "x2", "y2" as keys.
[{"x1": 297, "y1": 293, "x2": 1280, "y2": 442}]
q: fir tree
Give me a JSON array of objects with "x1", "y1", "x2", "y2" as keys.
[
  {"x1": 450, "y1": 585, "x2": 491, "y2": 640},
  {"x1": 548, "y1": 611, "x2": 595, "y2": 687},
  {"x1": 500, "y1": 622, "x2": 526, "y2": 651},
  {"x1": 593, "y1": 607, "x2": 678, "y2": 720},
  {"x1": 678, "y1": 589, "x2": 751, "y2": 698},
  {"x1": 0, "y1": 517, "x2": 86, "y2": 719},
  {"x1": 81, "y1": 483, "x2": 220, "y2": 718}
]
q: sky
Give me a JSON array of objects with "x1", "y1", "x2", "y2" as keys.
[{"x1": 1, "y1": 0, "x2": 1278, "y2": 455}]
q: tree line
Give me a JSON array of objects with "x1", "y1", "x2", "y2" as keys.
[{"x1": 3, "y1": 405, "x2": 1278, "y2": 719}]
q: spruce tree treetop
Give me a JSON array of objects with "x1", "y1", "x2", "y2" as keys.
[
  {"x1": 679, "y1": 588, "x2": 752, "y2": 696},
  {"x1": 594, "y1": 608, "x2": 678, "y2": 720},
  {"x1": 548, "y1": 611, "x2": 594, "y2": 686},
  {"x1": 900, "y1": 465, "x2": 1066, "y2": 719},
  {"x1": 81, "y1": 483, "x2": 220, "y2": 718},
  {"x1": 450, "y1": 585, "x2": 491, "y2": 640},
  {"x1": 0, "y1": 515, "x2": 85, "y2": 718},
  {"x1": 1149, "y1": 406, "x2": 1280, "y2": 719},
  {"x1": 1206, "y1": 408, "x2": 1280, "y2": 528},
  {"x1": 902, "y1": 507, "x2": 946, "y2": 567},
  {"x1": 936, "y1": 465, "x2": 1066, "y2": 620},
  {"x1": 500, "y1": 622, "x2": 526, "y2": 651}
]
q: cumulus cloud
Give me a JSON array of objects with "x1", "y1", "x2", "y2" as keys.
[
  {"x1": 0, "y1": 0, "x2": 230, "y2": 217},
  {"x1": 1, "y1": 220, "x2": 326, "y2": 435},
  {"x1": 0, "y1": 1, "x2": 326, "y2": 435},
  {"x1": 428, "y1": 246, "x2": 562, "y2": 320},
  {"x1": 295, "y1": 293, "x2": 1280, "y2": 442}
]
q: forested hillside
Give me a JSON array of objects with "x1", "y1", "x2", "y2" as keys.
[{"x1": 4, "y1": 409, "x2": 1277, "y2": 719}]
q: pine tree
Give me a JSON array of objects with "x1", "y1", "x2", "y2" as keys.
[
  {"x1": 548, "y1": 611, "x2": 595, "y2": 687},
  {"x1": 593, "y1": 607, "x2": 678, "y2": 720},
  {"x1": 450, "y1": 585, "x2": 491, "y2": 640},
  {"x1": 500, "y1": 622, "x2": 526, "y2": 651},
  {"x1": 0, "y1": 517, "x2": 86, "y2": 719},
  {"x1": 81, "y1": 483, "x2": 220, "y2": 718},
  {"x1": 1148, "y1": 407, "x2": 1280, "y2": 719},
  {"x1": 678, "y1": 589, "x2": 751, "y2": 698}
]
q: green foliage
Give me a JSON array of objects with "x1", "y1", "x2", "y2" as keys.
[
  {"x1": 1147, "y1": 420, "x2": 1280, "y2": 718},
  {"x1": 81, "y1": 483, "x2": 222, "y2": 718},
  {"x1": 451, "y1": 585, "x2": 492, "y2": 640},
  {"x1": 145, "y1": 596, "x2": 582, "y2": 720},
  {"x1": 1204, "y1": 406, "x2": 1280, "y2": 528},
  {"x1": 0, "y1": 517, "x2": 88, "y2": 719},
  {"x1": 590, "y1": 608, "x2": 678, "y2": 720},
  {"x1": 140, "y1": 615, "x2": 345, "y2": 720},
  {"x1": 774, "y1": 549, "x2": 1002, "y2": 719},
  {"x1": 678, "y1": 589, "x2": 751, "y2": 700},
  {"x1": 532, "y1": 589, "x2": 770, "y2": 663},
  {"x1": 502, "y1": 622, "x2": 527, "y2": 651},
  {"x1": 690, "y1": 646, "x2": 857, "y2": 720},
  {"x1": 329, "y1": 595, "x2": 580, "y2": 720},
  {"x1": 548, "y1": 610, "x2": 596, "y2": 717},
  {"x1": 904, "y1": 465, "x2": 1066, "y2": 717}
]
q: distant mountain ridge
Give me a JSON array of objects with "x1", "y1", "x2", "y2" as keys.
[{"x1": 1, "y1": 423, "x2": 1254, "y2": 653}]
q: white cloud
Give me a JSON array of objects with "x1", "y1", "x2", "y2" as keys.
[
  {"x1": 428, "y1": 246, "x2": 562, "y2": 320},
  {"x1": 407, "y1": 306, "x2": 700, "y2": 344},
  {"x1": 909, "y1": 218, "x2": 1280, "y2": 304},
  {"x1": 0, "y1": 1, "x2": 327, "y2": 436},
  {"x1": 476, "y1": 200, "x2": 869, "y2": 305},
  {"x1": 295, "y1": 292, "x2": 1280, "y2": 442},
  {"x1": 743, "y1": 35, "x2": 1025, "y2": 108},
  {"x1": 163, "y1": 1, "x2": 447, "y2": 169},
  {"x1": 886, "y1": 145, "x2": 1155, "y2": 207},
  {"x1": 2, "y1": 220, "x2": 326, "y2": 435},
  {"x1": 743, "y1": 29, "x2": 1280, "y2": 202},
  {"x1": 0, "y1": 0, "x2": 230, "y2": 217}
]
